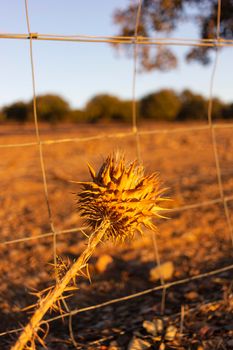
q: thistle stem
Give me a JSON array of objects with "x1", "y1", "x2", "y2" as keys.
[{"x1": 11, "y1": 223, "x2": 108, "y2": 350}]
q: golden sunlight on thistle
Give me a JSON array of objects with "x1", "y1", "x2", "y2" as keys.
[
  {"x1": 77, "y1": 154, "x2": 168, "y2": 242},
  {"x1": 11, "y1": 154, "x2": 168, "y2": 350}
]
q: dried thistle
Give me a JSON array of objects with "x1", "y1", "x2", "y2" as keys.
[
  {"x1": 78, "y1": 154, "x2": 167, "y2": 242},
  {"x1": 11, "y1": 154, "x2": 168, "y2": 350}
]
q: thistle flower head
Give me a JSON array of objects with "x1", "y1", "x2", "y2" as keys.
[{"x1": 77, "y1": 154, "x2": 167, "y2": 242}]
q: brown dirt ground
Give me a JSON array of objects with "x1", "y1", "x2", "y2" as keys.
[{"x1": 0, "y1": 121, "x2": 233, "y2": 350}]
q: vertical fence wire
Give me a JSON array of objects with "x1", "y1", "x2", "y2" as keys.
[
  {"x1": 132, "y1": 0, "x2": 167, "y2": 315},
  {"x1": 24, "y1": 1, "x2": 81, "y2": 345},
  {"x1": 151, "y1": 232, "x2": 166, "y2": 314},
  {"x1": 24, "y1": 0, "x2": 58, "y2": 274},
  {"x1": 132, "y1": 0, "x2": 142, "y2": 162},
  {"x1": 207, "y1": 0, "x2": 233, "y2": 246}
]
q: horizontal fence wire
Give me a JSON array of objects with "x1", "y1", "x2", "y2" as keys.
[
  {"x1": 1, "y1": 32, "x2": 233, "y2": 47},
  {"x1": 1, "y1": 122, "x2": 233, "y2": 149},
  {"x1": 1, "y1": 263, "x2": 233, "y2": 337},
  {"x1": 1, "y1": 194, "x2": 233, "y2": 246}
]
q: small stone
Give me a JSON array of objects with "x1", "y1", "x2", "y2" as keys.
[
  {"x1": 185, "y1": 291, "x2": 199, "y2": 300},
  {"x1": 128, "y1": 336, "x2": 151, "y2": 350},
  {"x1": 142, "y1": 318, "x2": 164, "y2": 336},
  {"x1": 109, "y1": 340, "x2": 121, "y2": 350},
  {"x1": 164, "y1": 325, "x2": 177, "y2": 341},
  {"x1": 159, "y1": 343, "x2": 166, "y2": 350},
  {"x1": 143, "y1": 320, "x2": 157, "y2": 336},
  {"x1": 150, "y1": 262, "x2": 174, "y2": 282},
  {"x1": 154, "y1": 318, "x2": 164, "y2": 334},
  {"x1": 96, "y1": 254, "x2": 113, "y2": 273}
]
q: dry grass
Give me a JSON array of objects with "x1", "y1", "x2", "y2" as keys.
[{"x1": 0, "y1": 121, "x2": 233, "y2": 349}]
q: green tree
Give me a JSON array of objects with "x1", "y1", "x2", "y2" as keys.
[
  {"x1": 3, "y1": 101, "x2": 29, "y2": 122},
  {"x1": 222, "y1": 102, "x2": 233, "y2": 119},
  {"x1": 85, "y1": 94, "x2": 128, "y2": 122},
  {"x1": 177, "y1": 90, "x2": 207, "y2": 120},
  {"x1": 140, "y1": 89, "x2": 181, "y2": 121},
  {"x1": 211, "y1": 97, "x2": 226, "y2": 120},
  {"x1": 112, "y1": 100, "x2": 139, "y2": 122},
  {"x1": 0, "y1": 110, "x2": 6, "y2": 122},
  {"x1": 113, "y1": 0, "x2": 233, "y2": 71},
  {"x1": 67, "y1": 109, "x2": 88, "y2": 122},
  {"x1": 29, "y1": 94, "x2": 70, "y2": 122}
]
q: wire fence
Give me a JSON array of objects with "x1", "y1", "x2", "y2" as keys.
[{"x1": 1, "y1": 0, "x2": 233, "y2": 345}]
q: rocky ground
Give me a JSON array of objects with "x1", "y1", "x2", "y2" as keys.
[{"x1": 0, "y1": 122, "x2": 233, "y2": 349}]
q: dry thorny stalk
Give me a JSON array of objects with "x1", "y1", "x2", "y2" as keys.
[{"x1": 11, "y1": 153, "x2": 168, "y2": 350}]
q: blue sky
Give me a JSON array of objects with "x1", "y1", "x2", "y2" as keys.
[{"x1": 0, "y1": 0, "x2": 232, "y2": 109}]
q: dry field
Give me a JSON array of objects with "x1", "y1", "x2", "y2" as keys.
[{"x1": 0, "y1": 121, "x2": 233, "y2": 349}]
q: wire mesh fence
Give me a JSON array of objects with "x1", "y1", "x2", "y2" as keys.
[{"x1": 0, "y1": 0, "x2": 233, "y2": 347}]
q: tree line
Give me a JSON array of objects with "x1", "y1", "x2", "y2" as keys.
[{"x1": 1, "y1": 89, "x2": 232, "y2": 123}]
